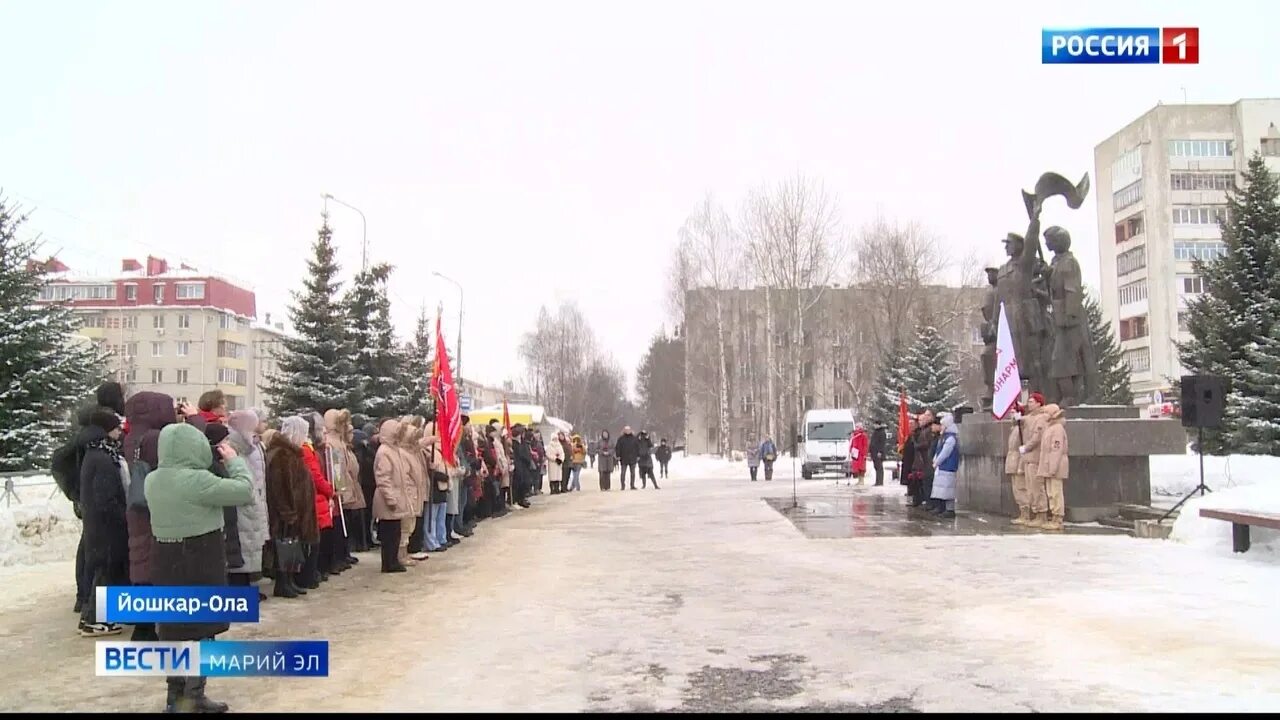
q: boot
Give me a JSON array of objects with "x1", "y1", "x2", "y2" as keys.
[
  {"x1": 1011, "y1": 506, "x2": 1030, "y2": 526},
  {"x1": 273, "y1": 575, "x2": 298, "y2": 599},
  {"x1": 1027, "y1": 511, "x2": 1050, "y2": 529},
  {"x1": 1043, "y1": 515, "x2": 1065, "y2": 532},
  {"x1": 163, "y1": 677, "x2": 183, "y2": 713},
  {"x1": 182, "y1": 676, "x2": 229, "y2": 713}
]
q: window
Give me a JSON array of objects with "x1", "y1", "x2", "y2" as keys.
[
  {"x1": 802, "y1": 361, "x2": 813, "y2": 379},
  {"x1": 1167, "y1": 139, "x2": 1232, "y2": 158},
  {"x1": 1113, "y1": 180, "x2": 1143, "y2": 211},
  {"x1": 118, "y1": 368, "x2": 137, "y2": 383},
  {"x1": 219, "y1": 313, "x2": 233, "y2": 330},
  {"x1": 151, "y1": 369, "x2": 164, "y2": 384},
  {"x1": 175, "y1": 282, "x2": 206, "y2": 300},
  {"x1": 37, "y1": 284, "x2": 117, "y2": 301},
  {"x1": 1117, "y1": 246, "x2": 1147, "y2": 276},
  {"x1": 1171, "y1": 172, "x2": 1235, "y2": 191},
  {"x1": 80, "y1": 314, "x2": 106, "y2": 328},
  {"x1": 1123, "y1": 347, "x2": 1152, "y2": 373},
  {"x1": 1118, "y1": 279, "x2": 1148, "y2": 306},
  {"x1": 125, "y1": 285, "x2": 137, "y2": 301},
  {"x1": 833, "y1": 362, "x2": 848, "y2": 380},
  {"x1": 225, "y1": 395, "x2": 242, "y2": 412},
  {"x1": 177, "y1": 314, "x2": 191, "y2": 329},
  {"x1": 1119, "y1": 315, "x2": 1148, "y2": 341},
  {"x1": 1172, "y1": 205, "x2": 1227, "y2": 225},
  {"x1": 217, "y1": 368, "x2": 248, "y2": 386},
  {"x1": 1173, "y1": 241, "x2": 1229, "y2": 261},
  {"x1": 121, "y1": 314, "x2": 138, "y2": 329},
  {"x1": 151, "y1": 342, "x2": 164, "y2": 357},
  {"x1": 175, "y1": 369, "x2": 189, "y2": 384},
  {"x1": 803, "y1": 395, "x2": 813, "y2": 412},
  {"x1": 1114, "y1": 214, "x2": 1145, "y2": 243},
  {"x1": 153, "y1": 284, "x2": 165, "y2": 304},
  {"x1": 218, "y1": 340, "x2": 246, "y2": 359},
  {"x1": 153, "y1": 315, "x2": 165, "y2": 329},
  {"x1": 176, "y1": 341, "x2": 190, "y2": 357},
  {"x1": 124, "y1": 342, "x2": 138, "y2": 358},
  {"x1": 740, "y1": 395, "x2": 752, "y2": 414},
  {"x1": 1261, "y1": 138, "x2": 1280, "y2": 158},
  {"x1": 1181, "y1": 275, "x2": 1207, "y2": 294},
  {"x1": 1178, "y1": 312, "x2": 1190, "y2": 332}
]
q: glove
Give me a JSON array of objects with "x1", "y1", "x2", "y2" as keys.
[
  {"x1": 1018, "y1": 446, "x2": 1027, "y2": 455},
  {"x1": 1012, "y1": 411, "x2": 1023, "y2": 421}
]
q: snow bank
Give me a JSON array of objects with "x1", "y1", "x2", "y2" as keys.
[
  {"x1": 0, "y1": 477, "x2": 82, "y2": 567},
  {"x1": 1150, "y1": 452, "x2": 1280, "y2": 497},
  {"x1": 1170, "y1": 482, "x2": 1280, "y2": 560}
]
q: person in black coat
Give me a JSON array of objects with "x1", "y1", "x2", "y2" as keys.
[
  {"x1": 510, "y1": 425, "x2": 534, "y2": 508},
  {"x1": 202, "y1": 423, "x2": 244, "y2": 576},
  {"x1": 655, "y1": 439, "x2": 673, "y2": 479},
  {"x1": 354, "y1": 426, "x2": 379, "y2": 548},
  {"x1": 614, "y1": 427, "x2": 640, "y2": 490},
  {"x1": 637, "y1": 431, "x2": 660, "y2": 489},
  {"x1": 869, "y1": 423, "x2": 888, "y2": 486},
  {"x1": 77, "y1": 409, "x2": 130, "y2": 636}
]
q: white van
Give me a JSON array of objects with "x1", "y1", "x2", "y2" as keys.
[{"x1": 800, "y1": 408, "x2": 857, "y2": 480}]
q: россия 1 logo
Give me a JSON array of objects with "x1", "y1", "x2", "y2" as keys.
[{"x1": 1042, "y1": 27, "x2": 1199, "y2": 64}]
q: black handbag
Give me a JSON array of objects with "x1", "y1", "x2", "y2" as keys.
[{"x1": 274, "y1": 537, "x2": 305, "y2": 571}]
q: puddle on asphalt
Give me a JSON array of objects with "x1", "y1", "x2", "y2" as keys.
[{"x1": 764, "y1": 493, "x2": 1129, "y2": 539}]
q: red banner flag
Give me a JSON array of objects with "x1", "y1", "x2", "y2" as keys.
[
  {"x1": 896, "y1": 387, "x2": 911, "y2": 454},
  {"x1": 434, "y1": 310, "x2": 461, "y2": 468},
  {"x1": 502, "y1": 396, "x2": 512, "y2": 438}
]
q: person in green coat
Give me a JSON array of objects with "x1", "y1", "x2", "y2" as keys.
[{"x1": 144, "y1": 421, "x2": 253, "y2": 714}]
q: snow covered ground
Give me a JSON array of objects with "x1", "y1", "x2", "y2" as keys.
[{"x1": 0, "y1": 475, "x2": 81, "y2": 567}]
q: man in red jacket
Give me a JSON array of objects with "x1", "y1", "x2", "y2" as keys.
[{"x1": 849, "y1": 424, "x2": 870, "y2": 487}]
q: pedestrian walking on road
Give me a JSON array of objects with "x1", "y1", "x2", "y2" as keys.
[
  {"x1": 596, "y1": 430, "x2": 615, "y2": 490},
  {"x1": 759, "y1": 437, "x2": 778, "y2": 481},
  {"x1": 547, "y1": 432, "x2": 567, "y2": 494},
  {"x1": 569, "y1": 434, "x2": 587, "y2": 491},
  {"x1": 616, "y1": 426, "x2": 640, "y2": 490},
  {"x1": 588, "y1": 437, "x2": 598, "y2": 469},
  {"x1": 746, "y1": 443, "x2": 761, "y2": 482},
  {"x1": 559, "y1": 431, "x2": 574, "y2": 493},
  {"x1": 637, "y1": 431, "x2": 659, "y2": 489},
  {"x1": 655, "y1": 438, "x2": 672, "y2": 479}
]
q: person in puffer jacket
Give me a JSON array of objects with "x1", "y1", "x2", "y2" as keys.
[
  {"x1": 122, "y1": 391, "x2": 182, "y2": 642},
  {"x1": 226, "y1": 410, "x2": 269, "y2": 595},
  {"x1": 298, "y1": 413, "x2": 334, "y2": 588}
]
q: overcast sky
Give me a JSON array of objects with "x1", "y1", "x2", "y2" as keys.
[{"x1": 2, "y1": 0, "x2": 1275, "y2": 395}]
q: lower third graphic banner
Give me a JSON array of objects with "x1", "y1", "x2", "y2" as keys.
[{"x1": 96, "y1": 640, "x2": 329, "y2": 677}]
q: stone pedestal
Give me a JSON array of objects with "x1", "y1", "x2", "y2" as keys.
[{"x1": 956, "y1": 405, "x2": 1186, "y2": 523}]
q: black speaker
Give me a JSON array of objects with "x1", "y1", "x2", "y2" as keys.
[{"x1": 1181, "y1": 375, "x2": 1225, "y2": 428}]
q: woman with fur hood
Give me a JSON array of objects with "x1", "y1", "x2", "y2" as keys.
[
  {"x1": 226, "y1": 409, "x2": 269, "y2": 596},
  {"x1": 323, "y1": 409, "x2": 365, "y2": 563},
  {"x1": 264, "y1": 417, "x2": 316, "y2": 598},
  {"x1": 398, "y1": 417, "x2": 428, "y2": 564},
  {"x1": 372, "y1": 418, "x2": 411, "y2": 573}
]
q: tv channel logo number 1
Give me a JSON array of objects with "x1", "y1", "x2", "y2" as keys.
[{"x1": 1042, "y1": 28, "x2": 1199, "y2": 64}]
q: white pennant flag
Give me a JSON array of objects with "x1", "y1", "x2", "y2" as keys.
[{"x1": 992, "y1": 301, "x2": 1022, "y2": 420}]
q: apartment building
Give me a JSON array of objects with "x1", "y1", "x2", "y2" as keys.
[
  {"x1": 1094, "y1": 98, "x2": 1280, "y2": 404},
  {"x1": 682, "y1": 284, "x2": 986, "y2": 455},
  {"x1": 34, "y1": 255, "x2": 283, "y2": 411}
]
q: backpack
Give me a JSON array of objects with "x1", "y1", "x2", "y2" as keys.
[
  {"x1": 50, "y1": 440, "x2": 84, "y2": 504},
  {"x1": 127, "y1": 455, "x2": 152, "y2": 509}
]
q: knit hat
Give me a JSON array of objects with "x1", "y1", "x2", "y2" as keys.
[
  {"x1": 96, "y1": 383, "x2": 126, "y2": 416},
  {"x1": 89, "y1": 408, "x2": 122, "y2": 433},
  {"x1": 204, "y1": 423, "x2": 230, "y2": 445}
]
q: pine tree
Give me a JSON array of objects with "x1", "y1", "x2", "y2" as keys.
[
  {"x1": 264, "y1": 217, "x2": 360, "y2": 415},
  {"x1": 0, "y1": 197, "x2": 106, "y2": 471},
  {"x1": 866, "y1": 336, "x2": 909, "y2": 426},
  {"x1": 1178, "y1": 152, "x2": 1280, "y2": 453},
  {"x1": 401, "y1": 307, "x2": 436, "y2": 417},
  {"x1": 1083, "y1": 290, "x2": 1132, "y2": 405},
  {"x1": 344, "y1": 262, "x2": 409, "y2": 419},
  {"x1": 1232, "y1": 325, "x2": 1280, "y2": 454},
  {"x1": 900, "y1": 325, "x2": 963, "y2": 414}
]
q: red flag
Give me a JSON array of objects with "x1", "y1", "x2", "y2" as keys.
[
  {"x1": 896, "y1": 387, "x2": 911, "y2": 454},
  {"x1": 434, "y1": 310, "x2": 461, "y2": 468},
  {"x1": 502, "y1": 396, "x2": 512, "y2": 438}
]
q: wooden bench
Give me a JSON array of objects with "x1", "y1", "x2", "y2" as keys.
[{"x1": 1198, "y1": 508, "x2": 1280, "y2": 553}]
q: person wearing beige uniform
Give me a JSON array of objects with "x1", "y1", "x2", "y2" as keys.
[
  {"x1": 1016, "y1": 392, "x2": 1049, "y2": 529},
  {"x1": 372, "y1": 418, "x2": 410, "y2": 573},
  {"x1": 1005, "y1": 409, "x2": 1030, "y2": 525},
  {"x1": 396, "y1": 417, "x2": 425, "y2": 566},
  {"x1": 1035, "y1": 404, "x2": 1069, "y2": 532}
]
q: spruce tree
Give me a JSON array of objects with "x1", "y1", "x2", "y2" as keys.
[
  {"x1": 0, "y1": 197, "x2": 106, "y2": 471},
  {"x1": 1232, "y1": 325, "x2": 1280, "y2": 454},
  {"x1": 344, "y1": 262, "x2": 409, "y2": 419},
  {"x1": 1178, "y1": 152, "x2": 1280, "y2": 453},
  {"x1": 900, "y1": 325, "x2": 963, "y2": 414},
  {"x1": 264, "y1": 217, "x2": 360, "y2": 415},
  {"x1": 401, "y1": 307, "x2": 436, "y2": 417},
  {"x1": 1083, "y1": 290, "x2": 1132, "y2": 405},
  {"x1": 866, "y1": 336, "x2": 909, "y2": 425}
]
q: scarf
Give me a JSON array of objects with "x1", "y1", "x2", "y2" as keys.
[{"x1": 87, "y1": 436, "x2": 124, "y2": 465}]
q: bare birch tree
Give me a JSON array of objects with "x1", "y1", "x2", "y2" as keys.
[
  {"x1": 676, "y1": 194, "x2": 742, "y2": 456},
  {"x1": 742, "y1": 174, "x2": 848, "y2": 442}
]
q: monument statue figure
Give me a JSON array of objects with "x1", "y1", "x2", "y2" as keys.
[
  {"x1": 1045, "y1": 226, "x2": 1097, "y2": 406},
  {"x1": 980, "y1": 266, "x2": 999, "y2": 412}
]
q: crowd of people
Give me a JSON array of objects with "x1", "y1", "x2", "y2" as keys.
[{"x1": 54, "y1": 382, "x2": 675, "y2": 712}]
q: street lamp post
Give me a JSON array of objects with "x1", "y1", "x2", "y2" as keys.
[
  {"x1": 321, "y1": 193, "x2": 369, "y2": 271},
  {"x1": 433, "y1": 271, "x2": 463, "y2": 384}
]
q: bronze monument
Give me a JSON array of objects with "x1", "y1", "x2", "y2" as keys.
[{"x1": 991, "y1": 171, "x2": 1096, "y2": 407}]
